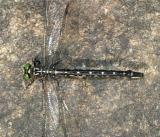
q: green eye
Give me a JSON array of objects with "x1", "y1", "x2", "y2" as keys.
[
  {"x1": 23, "y1": 73, "x2": 30, "y2": 81},
  {"x1": 23, "y1": 63, "x2": 31, "y2": 70},
  {"x1": 23, "y1": 63, "x2": 31, "y2": 81}
]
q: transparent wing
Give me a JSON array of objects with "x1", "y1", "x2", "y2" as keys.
[
  {"x1": 44, "y1": 0, "x2": 68, "y2": 55},
  {"x1": 42, "y1": 79, "x2": 70, "y2": 137},
  {"x1": 42, "y1": 80, "x2": 59, "y2": 137},
  {"x1": 41, "y1": 1, "x2": 70, "y2": 137}
]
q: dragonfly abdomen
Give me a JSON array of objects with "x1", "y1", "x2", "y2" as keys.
[
  {"x1": 55, "y1": 69, "x2": 120, "y2": 77},
  {"x1": 54, "y1": 69, "x2": 144, "y2": 78},
  {"x1": 34, "y1": 68, "x2": 144, "y2": 78}
]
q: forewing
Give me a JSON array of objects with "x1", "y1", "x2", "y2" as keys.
[
  {"x1": 43, "y1": 80, "x2": 59, "y2": 137},
  {"x1": 44, "y1": 0, "x2": 69, "y2": 55}
]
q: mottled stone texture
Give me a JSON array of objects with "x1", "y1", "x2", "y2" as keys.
[{"x1": 0, "y1": 0, "x2": 160, "y2": 137}]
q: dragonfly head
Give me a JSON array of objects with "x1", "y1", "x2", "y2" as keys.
[{"x1": 23, "y1": 63, "x2": 32, "y2": 81}]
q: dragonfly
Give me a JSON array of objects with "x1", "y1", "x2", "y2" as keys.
[{"x1": 22, "y1": 0, "x2": 159, "y2": 137}]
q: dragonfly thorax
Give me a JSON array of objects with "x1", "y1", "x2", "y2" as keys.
[{"x1": 34, "y1": 67, "x2": 55, "y2": 76}]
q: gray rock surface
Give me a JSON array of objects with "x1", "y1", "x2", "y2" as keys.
[{"x1": 0, "y1": 0, "x2": 160, "y2": 137}]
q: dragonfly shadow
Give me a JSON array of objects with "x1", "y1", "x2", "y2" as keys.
[{"x1": 32, "y1": 49, "x2": 148, "y2": 71}]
